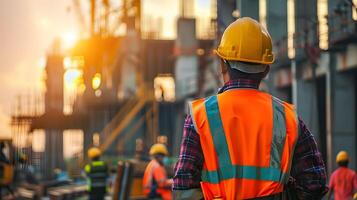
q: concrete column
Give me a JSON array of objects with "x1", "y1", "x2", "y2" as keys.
[
  {"x1": 237, "y1": 0, "x2": 259, "y2": 20},
  {"x1": 266, "y1": 0, "x2": 290, "y2": 102},
  {"x1": 44, "y1": 129, "x2": 64, "y2": 179},
  {"x1": 294, "y1": 0, "x2": 318, "y2": 59},
  {"x1": 331, "y1": 73, "x2": 356, "y2": 170},
  {"x1": 296, "y1": 79, "x2": 320, "y2": 138},
  {"x1": 217, "y1": 0, "x2": 236, "y2": 37},
  {"x1": 83, "y1": 129, "x2": 93, "y2": 158},
  {"x1": 266, "y1": 0, "x2": 287, "y2": 45}
]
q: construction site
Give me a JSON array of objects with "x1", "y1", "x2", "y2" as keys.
[{"x1": 0, "y1": 0, "x2": 357, "y2": 199}]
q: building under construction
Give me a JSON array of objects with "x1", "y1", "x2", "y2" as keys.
[
  {"x1": 252, "y1": 0, "x2": 357, "y2": 174},
  {"x1": 8, "y1": 0, "x2": 357, "y2": 197},
  {"x1": 10, "y1": 0, "x2": 218, "y2": 182}
]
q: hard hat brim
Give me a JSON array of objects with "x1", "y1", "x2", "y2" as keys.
[
  {"x1": 228, "y1": 61, "x2": 267, "y2": 73},
  {"x1": 215, "y1": 49, "x2": 275, "y2": 65}
]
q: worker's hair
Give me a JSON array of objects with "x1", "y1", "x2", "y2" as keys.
[
  {"x1": 338, "y1": 160, "x2": 349, "y2": 167},
  {"x1": 225, "y1": 61, "x2": 267, "y2": 81},
  {"x1": 154, "y1": 153, "x2": 166, "y2": 158}
]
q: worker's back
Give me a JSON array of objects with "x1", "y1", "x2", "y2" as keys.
[
  {"x1": 190, "y1": 89, "x2": 298, "y2": 199},
  {"x1": 85, "y1": 160, "x2": 108, "y2": 199},
  {"x1": 143, "y1": 159, "x2": 172, "y2": 200},
  {"x1": 330, "y1": 167, "x2": 357, "y2": 200}
]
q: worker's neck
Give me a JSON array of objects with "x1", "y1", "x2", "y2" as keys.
[
  {"x1": 92, "y1": 157, "x2": 100, "y2": 161},
  {"x1": 222, "y1": 79, "x2": 261, "y2": 90},
  {"x1": 223, "y1": 74, "x2": 261, "y2": 86},
  {"x1": 154, "y1": 158, "x2": 164, "y2": 166}
]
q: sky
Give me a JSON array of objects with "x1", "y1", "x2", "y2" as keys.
[
  {"x1": 0, "y1": 0, "x2": 77, "y2": 137},
  {"x1": 0, "y1": 0, "x2": 211, "y2": 155}
]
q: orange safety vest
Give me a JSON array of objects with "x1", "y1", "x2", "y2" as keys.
[
  {"x1": 143, "y1": 159, "x2": 172, "y2": 200},
  {"x1": 190, "y1": 89, "x2": 299, "y2": 199}
]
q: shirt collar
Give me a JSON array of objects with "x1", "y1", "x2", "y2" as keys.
[{"x1": 218, "y1": 79, "x2": 260, "y2": 94}]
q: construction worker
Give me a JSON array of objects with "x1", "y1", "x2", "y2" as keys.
[
  {"x1": 85, "y1": 147, "x2": 108, "y2": 200},
  {"x1": 327, "y1": 151, "x2": 357, "y2": 200},
  {"x1": 0, "y1": 142, "x2": 9, "y2": 166},
  {"x1": 143, "y1": 143, "x2": 173, "y2": 200},
  {"x1": 0, "y1": 142, "x2": 9, "y2": 182},
  {"x1": 173, "y1": 17, "x2": 328, "y2": 199},
  {"x1": 14, "y1": 153, "x2": 37, "y2": 185},
  {"x1": 0, "y1": 142, "x2": 10, "y2": 199}
]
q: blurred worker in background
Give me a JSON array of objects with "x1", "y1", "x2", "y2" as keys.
[
  {"x1": 0, "y1": 142, "x2": 9, "y2": 182},
  {"x1": 328, "y1": 151, "x2": 357, "y2": 200},
  {"x1": 173, "y1": 17, "x2": 328, "y2": 199},
  {"x1": 14, "y1": 153, "x2": 38, "y2": 185},
  {"x1": 54, "y1": 168, "x2": 69, "y2": 181},
  {"x1": 85, "y1": 147, "x2": 108, "y2": 200},
  {"x1": 0, "y1": 143, "x2": 9, "y2": 166},
  {"x1": 0, "y1": 142, "x2": 11, "y2": 200},
  {"x1": 143, "y1": 143, "x2": 172, "y2": 200}
]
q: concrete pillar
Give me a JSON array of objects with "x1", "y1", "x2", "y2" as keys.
[
  {"x1": 217, "y1": 0, "x2": 236, "y2": 37},
  {"x1": 296, "y1": 79, "x2": 320, "y2": 136},
  {"x1": 175, "y1": 18, "x2": 198, "y2": 100},
  {"x1": 44, "y1": 129, "x2": 64, "y2": 179},
  {"x1": 45, "y1": 54, "x2": 64, "y2": 114},
  {"x1": 294, "y1": 0, "x2": 318, "y2": 59},
  {"x1": 265, "y1": 0, "x2": 290, "y2": 102},
  {"x1": 328, "y1": 0, "x2": 354, "y2": 43},
  {"x1": 327, "y1": 51, "x2": 357, "y2": 173},
  {"x1": 83, "y1": 129, "x2": 93, "y2": 158},
  {"x1": 266, "y1": 0, "x2": 287, "y2": 47},
  {"x1": 331, "y1": 73, "x2": 356, "y2": 170},
  {"x1": 237, "y1": 0, "x2": 259, "y2": 20}
]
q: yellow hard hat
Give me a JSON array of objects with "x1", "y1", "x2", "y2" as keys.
[
  {"x1": 149, "y1": 143, "x2": 168, "y2": 156},
  {"x1": 19, "y1": 154, "x2": 28, "y2": 162},
  {"x1": 88, "y1": 147, "x2": 101, "y2": 159},
  {"x1": 336, "y1": 151, "x2": 349, "y2": 163},
  {"x1": 216, "y1": 17, "x2": 274, "y2": 65}
]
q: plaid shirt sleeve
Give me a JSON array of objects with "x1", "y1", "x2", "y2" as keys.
[
  {"x1": 289, "y1": 118, "x2": 329, "y2": 199},
  {"x1": 173, "y1": 115, "x2": 203, "y2": 190},
  {"x1": 173, "y1": 115, "x2": 328, "y2": 198}
]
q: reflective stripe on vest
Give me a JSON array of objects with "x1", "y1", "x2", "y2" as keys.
[
  {"x1": 85, "y1": 160, "x2": 108, "y2": 191},
  {"x1": 190, "y1": 89, "x2": 299, "y2": 199}
]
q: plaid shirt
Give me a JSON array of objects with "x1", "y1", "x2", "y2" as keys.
[{"x1": 173, "y1": 79, "x2": 328, "y2": 199}]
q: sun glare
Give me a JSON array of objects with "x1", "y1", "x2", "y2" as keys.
[
  {"x1": 92, "y1": 73, "x2": 102, "y2": 90},
  {"x1": 63, "y1": 56, "x2": 72, "y2": 69},
  {"x1": 61, "y1": 31, "x2": 78, "y2": 49},
  {"x1": 39, "y1": 57, "x2": 47, "y2": 69},
  {"x1": 64, "y1": 69, "x2": 83, "y2": 90}
]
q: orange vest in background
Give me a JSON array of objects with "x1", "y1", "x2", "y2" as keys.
[
  {"x1": 190, "y1": 89, "x2": 299, "y2": 199},
  {"x1": 143, "y1": 159, "x2": 172, "y2": 200}
]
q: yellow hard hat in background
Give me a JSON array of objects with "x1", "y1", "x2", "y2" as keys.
[
  {"x1": 19, "y1": 154, "x2": 28, "y2": 163},
  {"x1": 149, "y1": 143, "x2": 168, "y2": 156},
  {"x1": 216, "y1": 17, "x2": 274, "y2": 65},
  {"x1": 88, "y1": 147, "x2": 102, "y2": 159},
  {"x1": 336, "y1": 151, "x2": 349, "y2": 163}
]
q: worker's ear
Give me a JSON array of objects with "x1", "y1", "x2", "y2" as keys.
[
  {"x1": 220, "y1": 59, "x2": 231, "y2": 83},
  {"x1": 262, "y1": 65, "x2": 270, "y2": 79},
  {"x1": 220, "y1": 59, "x2": 228, "y2": 74}
]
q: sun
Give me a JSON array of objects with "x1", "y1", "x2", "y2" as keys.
[{"x1": 61, "y1": 31, "x2": 78, "y2": 49}]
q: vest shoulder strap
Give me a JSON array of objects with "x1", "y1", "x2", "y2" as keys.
[{"x1": 189, "y1": 97, "x2": 206, "y2": 133}]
